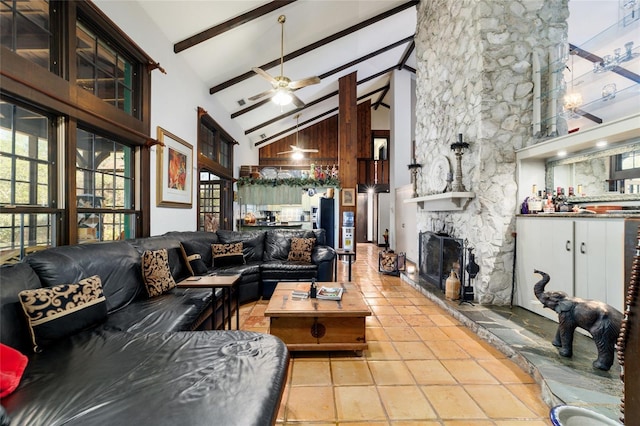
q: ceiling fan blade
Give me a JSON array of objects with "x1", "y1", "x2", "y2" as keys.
[
  {"x1": 299, "y1": 148, "x2": 319, "y2": 153},
  {"x1": 252, "y1": 67, "x2": 277, "y2": 84},
  {"x1": 288, "y1": 76, "x2": 321, "y2": 89},
  {"x1": 290, "y1": 93, "x2": 305, "y2": 108},
  {"x1": 248, "y1": 88, "x2": 276, "y2": 101},
  {"x1": 277, "y1": 150, "x2": 294, "y2": 155}
]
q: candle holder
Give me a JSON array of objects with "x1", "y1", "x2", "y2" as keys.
[
  {"x1": 407, "y1": 160, "x2": 422, "y2": 198},
  {"x1": 450, "y1": 133, "x2": 469, "y2": 192}
]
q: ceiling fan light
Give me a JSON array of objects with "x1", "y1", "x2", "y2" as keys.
[
  {"x1": 292, "y1": 151, "x2": 304, "y2": 160},
  {"x1": 272, "y1": 89, "x2": 292, "y2": 106}
]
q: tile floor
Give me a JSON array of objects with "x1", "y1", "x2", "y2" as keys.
[{"x1": 238, "y1": 244, "x2": 551, "y2": 425}]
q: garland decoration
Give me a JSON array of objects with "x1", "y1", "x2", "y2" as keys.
[{"x1": 237, "y1": 176, "x2": 340, "y2": 188}]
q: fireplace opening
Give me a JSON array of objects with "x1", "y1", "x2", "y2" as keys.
[{"x1": 419, "y1": 231, "x2": 464, "y2": 292}]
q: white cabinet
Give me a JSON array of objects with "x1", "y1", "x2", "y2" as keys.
[
  {"x1": 516, "y1": 217, "x2": 574, "y2": 322},
  {"x1": 574, "y1": 218, "x2": 624, "y2": 311},
  {"x1": 516, "y1": 216, "x2": 625, "y2": 322}
]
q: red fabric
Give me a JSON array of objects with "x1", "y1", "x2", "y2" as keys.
[{"x1": 0, "y1": 343, "x2": 28, "y2": 398}]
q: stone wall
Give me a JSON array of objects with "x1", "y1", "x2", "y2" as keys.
[{"x1": 414, "y1": 0, "x2": 568, "y2": 304}]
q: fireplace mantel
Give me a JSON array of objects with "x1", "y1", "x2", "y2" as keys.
[{"x1": 403, "y1": 192, "x2": 475, "y2": 211}]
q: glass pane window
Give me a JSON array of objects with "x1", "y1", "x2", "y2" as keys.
[
  {"x1": 0, "y1": 212, "x2": 56, "y2": 263},
  {"x1": 0, "y1": 101, "x2": 51, "y2": 207},
  {"x1": 1, "y1": 0, "x2": 51, "y2": 70},
  {"x1": 75, "y1": 22, "x2": 135, "y2": 114},
  {"x1": 199, "y1": 171, "x2": 221, "y2": 232},
  {"x1": 76, "y1": 128, "x2": 134, "y2": 243}
]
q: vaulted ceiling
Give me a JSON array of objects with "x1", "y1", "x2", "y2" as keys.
[{"x1": 135, "y1": 0, "x2": 418, "y2": 147}]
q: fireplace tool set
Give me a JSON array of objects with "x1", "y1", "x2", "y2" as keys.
[{"x1": 461, "y1": 245, "x2": 479, "y2": 305}]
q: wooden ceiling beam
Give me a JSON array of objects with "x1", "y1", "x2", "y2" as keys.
[
  {"x1": 209, "y1": 0, "x2": 419, "y2": 94},
  {"x1": 254, "y1": 85, "x2": 388, "y2": 146},
  {"x1": 245, "y1": 67, "x2": 397, "y2": 135},
  {"x1": 232, "y1": 37, "x2": 412, "y2": 120},
  {"x1": 174, "y1": 1, "x2": 296, "y2": 53}
]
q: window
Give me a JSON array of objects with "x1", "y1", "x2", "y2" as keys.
[
  {"x1": 199, "y1": 112, "x2": 234, "y2": 171},
  {"x1": 0, "y1": 0, "x2": 52, "y2": 70},
  {"x1": 0, "y1": 100, "x2": 57, "y2": 260},
  {"x1": 199, "y1": 171, "x2": 221, "y2": 232},
  {"x1": 76, "y1": 128, "x2": 135, "y2": 243},
  {"x1": 611, "y1": 148, "x2": 640, "y2": 194},
  {"x1": 76, "y1": 22, "x2": 135, "y2": 115}
]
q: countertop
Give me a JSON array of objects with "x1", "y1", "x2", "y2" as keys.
[{"x1": 517, "y1": 212, "x2": 640, "y2": 218}]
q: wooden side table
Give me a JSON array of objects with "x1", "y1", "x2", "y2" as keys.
[
  {"x1": 334, "y1": 249, "x2": 356, "y2": 282},
  {"x1": 177, "y1": 274, "x2": 241, "y2": 330}
]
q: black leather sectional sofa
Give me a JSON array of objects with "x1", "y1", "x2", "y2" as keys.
[{"x1": 0, "y1": 228, "x2": 335, "y2": 425}]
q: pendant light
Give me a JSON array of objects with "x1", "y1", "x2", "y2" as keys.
[{"x1": 563, "y1": 49, "x2": 583, "y2": 111}]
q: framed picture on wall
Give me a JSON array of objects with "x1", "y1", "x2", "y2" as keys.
[
  {"x1": 342, "y1": 188, "x2": 355, "y2": 206},
  {"x1": 156, "y1": 127, "x2": 193, "y2": 208}
]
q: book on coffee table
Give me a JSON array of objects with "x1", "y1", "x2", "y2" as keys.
[{"x1": 317, "y1": 286, "x2": 343, "y2": 300}]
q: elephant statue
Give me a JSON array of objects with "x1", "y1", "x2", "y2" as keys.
[{"x1": 533, "y1": 269, "x2": 622, "y2": 371}]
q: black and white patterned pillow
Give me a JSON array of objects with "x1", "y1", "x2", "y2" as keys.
[
  {"x1": 18, "y1": 275, "x2": 107, "y2": 352},
  {"x1": 142, "y1": 248, "x2": 176, "y2": 297}
]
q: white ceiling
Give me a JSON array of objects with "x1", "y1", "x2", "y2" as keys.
[
  {"x1": 134, "y1": 0, "x2": 417, "y2": 147},
  {"x1": 127, "y1": 1, "x2": 637, "y2": 145}
]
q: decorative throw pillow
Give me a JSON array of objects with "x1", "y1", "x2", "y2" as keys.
[
  {"x1": 0, "y1": 344, "x2": 28, "y2": 397},
  {"x1": 212, "y1": 242, "x2": 245, "y2": 267},
  {"x1": 18, "y1": 275, "x2": 107, "y2": 352},
  {"x1": 180, "y1": 242, "x2": 208, "y2": 276},
  {"x1": 287, "y1": 237, "x2": 316, "y2": 263},
  {"x1": 142, "y1": 248, "x2": 176, "y2": 297}
]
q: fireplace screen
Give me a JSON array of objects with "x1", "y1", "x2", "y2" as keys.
[{"x1": 419, "y1": 232, "x2": 464, "y2": 291}]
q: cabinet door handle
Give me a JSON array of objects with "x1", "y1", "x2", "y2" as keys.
[
  {"x1": 565, "y1": 240, "x2": 571, "y2": 251},
  {"x1": 580, "y1": 242, "x2": 586, "y2": 254}
]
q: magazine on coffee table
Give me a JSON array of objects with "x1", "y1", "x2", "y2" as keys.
[{"x1": 317, "y1": 286, "x2": 344, "y2": 301}]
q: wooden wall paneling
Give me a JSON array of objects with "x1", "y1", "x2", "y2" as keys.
[
  {"x1": 357, "y1": 101, "x2": 372, "y2": 159},
  {"x1": 338, "y1": 72, "x2": 357, "y2": 248}
]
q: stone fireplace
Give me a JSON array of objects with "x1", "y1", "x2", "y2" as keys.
[
  {"x1": 419, "y1": 232, "x2": 463, "y2": 292},
  {"x1": 413, "y1": 0, "x2": 567, "y2": 304}
]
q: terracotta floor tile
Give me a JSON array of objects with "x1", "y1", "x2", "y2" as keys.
[
  {"x1": 464, "y1": 384, "x2": 537, "y2": 418},
  {"x1": 422, "y1": 384, "x2": 486, "y2": 419},
  {"x1": 371, "y1": 305, "x2": 400, "y2": 315},
  {"x1": 365, "y1": 341, "x2": 402, "y2": 360},
  {"x1": 429, "y1": 314, "x2": 460, "y2": 326},
  {"x1": 290, "y1": 360, "x2": 332, "y2": 386},
  {"x1": 385, "y1": 296, "x2": 416, "y2": 306},
  {"x1": 477, "y1": 359, "x2": 536, "y2": 384},
  {"x1": 392, "y1": 341, "x2": 436, "y2": 360},
  {"x1": 405, "y1": 360, "x2": 457, "y2": 385},
  {"x1": 369, "y1": 360, "x2": 416, "y2": 385},
  {"x1": 376, "y1": 315, "x2": 409, "y2": 327},
  {"x1": 366, "y1": 297, "x2": 391, "y2": 306},
  {"x1": 493, "y1": 421, "x2": 550, "y2": 426},
  {"x1": 442, "y1": 421, "x2": 495, "y2": 426},
  {"x1": 419, "y1": 305, "x2": 448, "y2": 315},
  {"x1": 366, "y1": 315, "x2": 382, "y2": 327},
  {"x1": 394, "y1": 305, "x2": 423, "y2": 316},
  {"x1": 243, "y1": 315, "x2": 269, "y2": 328},
  {"x1": 384, "y1": 326, "x2": 421, "y2": 341},
  {"x1": 427, "y1": 340, "x2": 471, "y2": 359},
  {"x1": 335, "y1": 386, "x2": 387, "y2": 421},
  {"x1": 455, "y1": 338, "x2": 507, "y2": 359},
  {"x1": 441, "y1": 359, "x2": 500, "y2": 384},
  {"x1": 391, "y1": 422, "x2": 440, "y2": 426},
  {"x1": 506, "y1": 384, "x2": 552, "y2": 417},
  {"x1": 331, "y1": 360, "x2": 374, "y2": 385},
  {"x1": 367, "y1": 326, "x2": 390, "y2": 341},
  {"x1": 440, "y1": 325, "x2": 475, "y2": 340},
  {"x1": 406, "y1": 297, "x2": 436, "y2": 306},
  {"x1": 413, "y1": 326, "x2": 450, "y2": 341},
  {"x1": 284, "y1": 385, "x2": 336, "y2": 422},
  {"x1": 377, "y1": 385, "x2": 437, "y2": 420},
  {"x1": 402, "y1": 315, "x2": 436, "y2": 327}
]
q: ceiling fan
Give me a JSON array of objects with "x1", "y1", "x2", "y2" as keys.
[
  {"x1": 248, "y1": 15, "x2": 320, "y2": 108},
  {"x1": 277, "y1": 114, "x2": 319, "y2": 157}
]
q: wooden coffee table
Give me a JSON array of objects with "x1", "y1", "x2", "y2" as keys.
[{"x1": 264, "y1": 282, "x2": 371, "y2": 354}]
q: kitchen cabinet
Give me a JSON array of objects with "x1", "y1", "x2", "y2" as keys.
[
  {"x1": 516, "y1": 217, "x2": 574, "y2": 322},
  {"x1": 516, "y1": 216, "x2": 625, "y2": 322},
  {"x1": 574, "y1": 218, "x2": 624, "y2": 311}
]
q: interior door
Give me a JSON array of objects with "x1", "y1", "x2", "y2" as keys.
[{"x1": 356, "y1": 193, "x2": 368, "y2": 243}]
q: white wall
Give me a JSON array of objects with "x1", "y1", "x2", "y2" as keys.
[
  {"x1": 377, "y1": 192, "x2": 391, "y2": 245},
  {"x1": 93, "y1": 1, "x2": 257, "y2": 236}
]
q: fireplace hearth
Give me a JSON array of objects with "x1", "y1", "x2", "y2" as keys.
[{"x1": 419, "y1": 231, "x2": 464, "y2": 292}]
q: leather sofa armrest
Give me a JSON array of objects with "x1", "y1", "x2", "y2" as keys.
[{"x1": 312, "y1": 245, "x2": 335, "y2": 265}]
